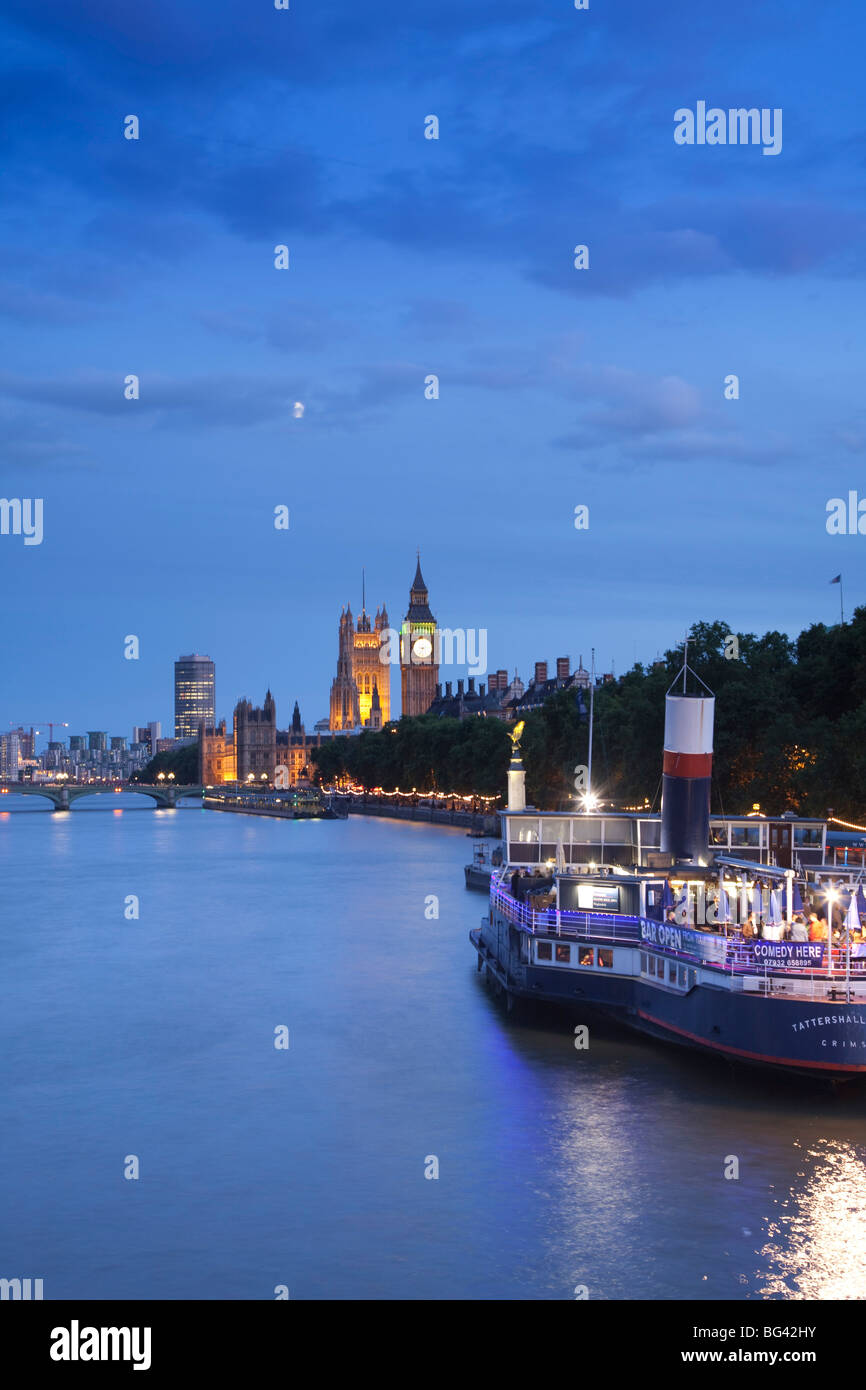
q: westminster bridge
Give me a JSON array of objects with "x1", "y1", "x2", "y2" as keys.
[{"x1": 0, "y1": 782, "x2": 203, "y2": 811}]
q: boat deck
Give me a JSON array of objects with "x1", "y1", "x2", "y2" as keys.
[{"x1": 490, "y1": 885, "x2": 866, "y2": 1004}]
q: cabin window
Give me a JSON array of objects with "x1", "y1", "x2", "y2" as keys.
[
  {"x1": 541, "y1": 820, "x2": 570, "y2": 849},
  {"x1": 640, "y1": 952, "x2": 648, "y2": 973},
  {"x1": 579, "y1": 948, "x2": 595, "y2": 967},
  {"x1": 515, "y1": 822, "x2": 539, "y2": 844},
  {"x1": 794, "y1": 826, "x2": 822, "y2": 847},
  {"x1": 655, "y1": 957, "x2": 665, "y2": 978},
  {"x1": 709, "y1": 824, "x2": 728, "y2": 846},
  {"x1": 668, "y1": 961, "x2": 677, "y2": 983},
  {"x1": 638, "y1": 820, "x2": 661, "y2": 848},
  {"x1": 536, "y1": 941, "x2": 552, "y2": 961},
  {"x1": 730, "y1": 825, "x2": 761, "y2": 848},
  {"x1": 678, "y1": 966, "x2": 687, "y2": 987},
  {"x1": 572, "y1": 817, "x2": 602, "y2": 845},
  {"x1": 602, "y1": 820, "x2": 632, "y2": 846},
  {"x1": 555, "y1": 944, "x2": 571, "y2": 963},
  {"x1": 597, "y1": 949, "x2": 613, "y2": 968}
]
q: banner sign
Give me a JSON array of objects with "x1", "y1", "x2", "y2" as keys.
[
  {"x1": 750, "y1": 941, "x2": 823, "y2": 964},
  {"x1": 640, "y1": 920, "x2": 727, "y2": 964}
]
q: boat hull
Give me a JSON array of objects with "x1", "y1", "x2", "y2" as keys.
[{"x1": 470, "y1": 926, "x2": 866, "y2": 1082}]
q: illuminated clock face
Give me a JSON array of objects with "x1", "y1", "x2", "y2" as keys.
[{"x1": 412, "y1": 636, "x2": 433, "y2": 662}]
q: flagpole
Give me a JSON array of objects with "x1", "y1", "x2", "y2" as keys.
[{"x1": 841, "y1": 577, "x2": 845, "y2": 625}]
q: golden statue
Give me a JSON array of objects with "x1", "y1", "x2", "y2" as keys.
[{"x1": 509, "y1": 720, "x2": 525, "y2": 749}]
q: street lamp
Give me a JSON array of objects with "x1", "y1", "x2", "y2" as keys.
[{"x1": 157, "y1": 772, "x2": 166, "y2": 783}]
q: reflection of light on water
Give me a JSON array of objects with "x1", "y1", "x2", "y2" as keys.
[{"x1": 756, "y1": 1141, "x2": 866, "y2": 1299}]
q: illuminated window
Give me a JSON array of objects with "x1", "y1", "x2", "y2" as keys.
[
  {"x1": 537, "y1": 941, "x2": 552, "y2": 961},
  {"x1": 579, "y1": 948, "x2": 594, "y2": 967},
  {"x1": 597, "y1": 949, "x2": 613, "y2": 968},
  {"x1": 555, "y1": 944, "x2": 571, "y2": 963}
]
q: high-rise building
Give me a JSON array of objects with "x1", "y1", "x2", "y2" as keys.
[
  {"x1": 400, "y1": 554, "x2": 438, "y2": 717},
  {"x1": 0, "y1": 732, "x2": 21, "y2": 780},
  {"x1": 174, "y1": 654, "x2": 215, "y2": 739},
  {"x1": 110, "y1": 736, "x2": 128, "y2": 752},
  {"x1": 88, "y1": 731, "x2": 108, "y2": 752},
  {"x1": 133, "y1": 721, "x2": 162, "y2": 756},
  {"x1": 8, "y1": 726, "x2": 35, "y2": 760}
]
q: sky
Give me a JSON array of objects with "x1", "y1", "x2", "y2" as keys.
[{"x1": 2, "y1": 0, "x2": 865, "y2": 745}]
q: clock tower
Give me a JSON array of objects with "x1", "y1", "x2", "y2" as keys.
[{"x1": 400, "y1": 553, "x2": 438, "y2": 716}]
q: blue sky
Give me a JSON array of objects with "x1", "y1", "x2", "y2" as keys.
[{"x1": 2, "y1": 0, "x2": 865, "y2": 743}]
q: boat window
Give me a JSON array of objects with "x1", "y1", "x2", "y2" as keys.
[
  {"x1": 572, "y1": 817, "x2": 602, "y2": 845},
  {"x1": 602, "y1": 819, "x2": 633, "y2": 845},
  {"x1": 537, "y1": 941, "x2": 552, "y2": 961},
  {"x1": 515, "y1": 822, "x2": 540, "y2": 844},
  {"x1": 794, "y1": 826, "x2": 822, "y2": 847},
  {"x1": 638, "y1": 820, "x2": 661, "y2": 847},
  {"x1": 640, "y1": 952, "x2": 648, "y2": 973},
  {"x1": 655, "y1": 957, "x2": 665, "y2": 978},
  {"x1": 678, "y1": 965, "x2": 687, "y2": 987},
  {"x1": 541, "y1": 820, "x2": 570, "y2": 848},
  {"x1": 730, "y1": 825, "x2": 761, "y2": 847},
  {"x1": 597, "y1": 949, "x2": 613, "y2": 968},
  {"x1": 555, "y1": 944, "x2": 571, "y2": 963},
  {"x1": 579, "y1": 947, "x2": 595, "y2": 967},
  {"x1": 668, "y1": 961, "x2": 677, "y2": 983},
  {"x1": 709, "y1": 824, "x2": 728, "y2": 846}
]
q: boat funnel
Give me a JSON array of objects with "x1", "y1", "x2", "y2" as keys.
[{"x1": 660, "y1": 692, "x2": 714, "y2": 862}]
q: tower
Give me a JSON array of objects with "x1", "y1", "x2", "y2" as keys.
[
  {"x1": 400, "y1": 553, "x2": 438, "y2": 717},
  {"x1": 352, "y1": 594, "x2": 391, "y2": 728},
  {"x1": 234, "y1": 689, "x2": 277, "y2": 783},
  {"x1": 329, "y1": 585, "x2": 391, "y2": 731},
  {"x1": 329, "y1": 607, "x2": 361, "y2": 731}
]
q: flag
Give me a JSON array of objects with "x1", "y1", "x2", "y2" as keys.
[
  {"x1": 845, "y1": 892, "x2": 860, "y2": 937},
  {"x1": 830, "y1": 575, "x2": 841, "y2": 584}
]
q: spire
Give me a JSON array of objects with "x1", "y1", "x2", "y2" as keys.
[
  {"x1": 412, "y1": 550, "x2": 426, "y2": 595},
  {"x1": 362, "y1": 567, "x2": 366, "y2": 615}
]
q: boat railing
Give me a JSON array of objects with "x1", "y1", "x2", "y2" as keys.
[{"x1": 491, "y1": 885, "x2": 866, "y2": 980}]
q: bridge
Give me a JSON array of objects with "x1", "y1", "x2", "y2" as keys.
[{"x1": 0, "y1": 782, "x2": 204, "y2": 811}]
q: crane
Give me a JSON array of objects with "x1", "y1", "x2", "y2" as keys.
[{"x1": 10, "y1": 720, "x2": 69, "y2": 745}]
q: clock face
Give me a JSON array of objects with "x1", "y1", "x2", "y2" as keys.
[{"x1": 412, "y1": 636, "x2": 433, "y2": 662}]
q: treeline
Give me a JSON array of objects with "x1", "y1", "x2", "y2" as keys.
[
  {"x1": 311, "y1": 714, "x2": 510, "y2": 797},
  {"x1": 311, "y1": 611, "x2": 866, "y2": 818},
  {"x1": 132, "y1": 743, "x2": 199, "y2": 784}
]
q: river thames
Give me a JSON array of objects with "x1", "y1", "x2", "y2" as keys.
[{"x1": 1, "y1": 798, "x2": 865, "y2": 1300}]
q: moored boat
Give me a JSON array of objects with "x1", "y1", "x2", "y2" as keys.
[{"x1": 471, "y1": 661, "x2": 866, "y2": 1082}]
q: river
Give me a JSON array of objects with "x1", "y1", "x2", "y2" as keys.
[{"x1": 1, "y1": 797, "x2": 864, "y2": 1300}]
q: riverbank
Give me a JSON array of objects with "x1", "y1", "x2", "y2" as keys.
[{"x1": 341, "y1": 795, "x2": 500, "y2": 835}]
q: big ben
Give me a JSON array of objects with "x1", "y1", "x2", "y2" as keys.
[{"x1": 400, "y1": 554, "x2": 438, "y2": 716}]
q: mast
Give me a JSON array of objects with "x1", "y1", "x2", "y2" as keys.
[{"x1": 586, "y1": 648, "x2": 595, "y2": 813}]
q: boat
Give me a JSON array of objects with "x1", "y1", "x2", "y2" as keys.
[
  {"x1": 464, "y1": 841, "x2": 503, "y2": 892},
  {"x1": 470, "y1": 658, "x2": 866, "y2": 1082}
]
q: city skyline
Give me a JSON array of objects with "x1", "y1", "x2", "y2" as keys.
[{"x1": 2, "y1": 1, "x2": 865, "y2": 745}]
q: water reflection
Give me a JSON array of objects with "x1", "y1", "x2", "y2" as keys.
[{"x1": 756, "y1": 1139, "x2": 866, "y2": 1299}]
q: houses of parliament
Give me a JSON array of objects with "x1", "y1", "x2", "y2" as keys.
[{"x1": 199, "y1": 557, "x2": 440, "y2": 785}]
